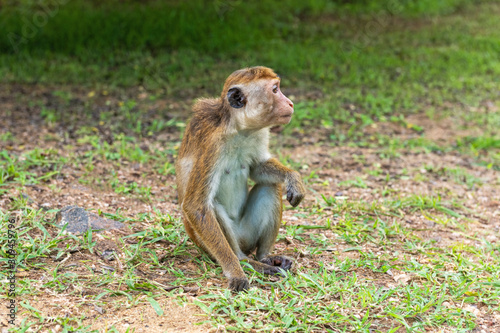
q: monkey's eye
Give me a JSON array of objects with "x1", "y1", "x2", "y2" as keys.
[{"x1": 272, "y1": 85, "x2": 278, "y2": 94}]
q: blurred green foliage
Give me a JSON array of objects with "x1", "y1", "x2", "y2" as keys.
[
  {"x1": 0, "y1": 0, "x2": 498, "y2": 136},
  {"x1": 0, "y1": 0, "x2": 485, "y2": 55}
]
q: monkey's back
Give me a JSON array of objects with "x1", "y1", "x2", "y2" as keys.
[{"x1": 175, "y1": 98, "x2": 229, "y2": 205}]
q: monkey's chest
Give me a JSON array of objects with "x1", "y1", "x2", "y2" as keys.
[
  {"x1": 214, "y1": 157, "x2": 251, "y2": 219},
  {"x1": 213, "y1": 132, "x2": 267, "y2": 219}
]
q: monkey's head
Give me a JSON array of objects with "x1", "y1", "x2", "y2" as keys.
[{"x1": 222, "y1": 66, "x2": 294, "y2": 131}]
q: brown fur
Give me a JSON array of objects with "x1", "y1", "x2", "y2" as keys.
[
  {"x1": 252, "y1": 158, "x2": 305, "y2": 207},
  {"x1": 175, "y1": 67, "x2": 305, "y2": 291},
  {"x1": 221, "y1": 66, "x2": 279, "y2": 99}
]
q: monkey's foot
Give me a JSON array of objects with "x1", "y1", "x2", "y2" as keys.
[
  {"x1": 260, "y1": 255, "x2": 294, "y2": 274},
  {"x1": 228, "y1": 276, "x2": 250, "y2": 292}
]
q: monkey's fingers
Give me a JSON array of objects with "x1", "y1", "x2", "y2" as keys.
[{"x1": 229, "y1": 276, "x2": 250, "y2": 292}]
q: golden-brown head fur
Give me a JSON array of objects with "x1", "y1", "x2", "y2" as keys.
[
  {"x1": 188, "y1": 66, "x2": 292, "y2": 133},
  {"x1": 221, "y1": 66, "x2": 279, "y2": 99}
]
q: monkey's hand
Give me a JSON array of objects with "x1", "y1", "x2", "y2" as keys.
[{"x1": 285, "y1": 171, "x2": 305, "y2": 207}]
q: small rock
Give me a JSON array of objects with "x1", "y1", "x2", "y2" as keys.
[
  {"x1": 101, "y1": 265, "x2": 115, "y2": 273},
  {"x1": 463, "y1": 304, "x2": 481, "y2": 317},
  {"x1": 183, "y1": 286, "x2": 200, "y2": 294},
  {"x1": 55, "y1": 206, "x2": 89, "y2": 233},
  {"x1": 88, "y1": 213, "x2": 125, "y2": 232},
  {"x1": 55, "y1": 205, "x2": 125, "y2": 234},
  {"x1": 101, "y1": 249, "x2": 116, "y2": 261},
  {"x1": 393, "y1": 273, "x2": 411, "y2": 284},
  {"x1": 21, "y1": 193, "x2": 34, "y2": 203},
  {"x1": 486, "y1": 235, "x2": 497, "y2": 242}
]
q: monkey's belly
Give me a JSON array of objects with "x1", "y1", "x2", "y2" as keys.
[{"x1": 214, "y1": 167, "x2": 249, "y2": 220}]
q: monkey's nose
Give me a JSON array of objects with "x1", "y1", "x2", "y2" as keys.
[{"x1": 289, "y1": 101, "x2": 294, "y2": 108}]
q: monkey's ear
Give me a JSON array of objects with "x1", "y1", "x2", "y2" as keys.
[{"x1": 227, "y1": 87, "x2": 246, "y2": 109}]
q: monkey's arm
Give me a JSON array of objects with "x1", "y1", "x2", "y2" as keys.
[{"x1": 250, "y1": 158, "x2": 305, "y2": 207}]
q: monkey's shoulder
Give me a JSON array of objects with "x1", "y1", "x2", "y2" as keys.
[{"x1": 180, "y1": 113, "x2": 226, "y2": 156}]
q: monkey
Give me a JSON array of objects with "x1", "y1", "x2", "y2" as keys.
[{"x1": 175, "y1": 66, "x2": 305, "y2": 291}]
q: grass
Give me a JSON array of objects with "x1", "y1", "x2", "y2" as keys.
[
  {"x1": 3, "y1": 0, "x2": 500, "y2": 149},
  {"x1": 1, "y1": 1, "x2": 499, "y2": 122},
  {"x1": 1, "y1": 0, "x2": 500, "y2": 332},
  {"x1": 0, "y1": 0, "x2": 483, "y2": 55},
  {"x1": 2, "y1": 193, "x2": 498, "y2": 331}
]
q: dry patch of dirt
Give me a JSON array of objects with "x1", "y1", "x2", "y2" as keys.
[{"x1": 15, "y1": 297, "x2": 211, "y2": 332}]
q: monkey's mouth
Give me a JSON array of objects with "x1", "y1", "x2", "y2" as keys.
[{"x1": 279, "y1": 114, "x2": 293, "y2": 123}]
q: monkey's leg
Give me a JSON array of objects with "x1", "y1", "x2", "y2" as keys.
[
  {"x1": 182, "y1": 213, "x2": 213, "y2": 258},
  {"x1": 213, "y1": 202, "x2": 248, "y2": 260},
  {"x1": 183, "y1": 206, "x2": 249, "y2": 291},
  {"x1": 238, "y1": 184, "x2": 293, "y2": 274}
]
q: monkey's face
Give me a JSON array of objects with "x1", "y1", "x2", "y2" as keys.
[
  {"x1": 227, "y1": 79, "x2": 294, "y2": 130},
  {"x1": 265, "y1": 79, "x2": 295, "y2": 125}
]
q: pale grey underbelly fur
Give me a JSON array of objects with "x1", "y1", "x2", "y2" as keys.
[{"x1": 215, "y1": 162, "x2": 249, "y2": 222}]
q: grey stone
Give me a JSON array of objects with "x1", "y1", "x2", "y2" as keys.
[
  {"x1": 55, "y1": 205, "x2": 125, "y2": 234},
  {"x1": 101, "y1": 249, "x2": 116, "y2": 261}
]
